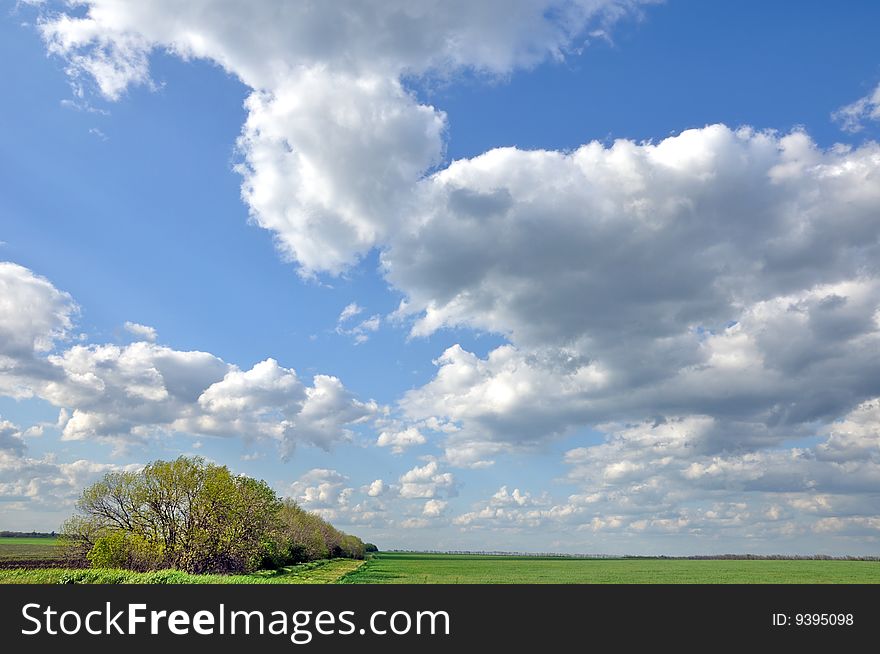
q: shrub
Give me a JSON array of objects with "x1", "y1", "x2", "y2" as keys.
[{"x1": 86, "y1": 532, "x2": 128, "y2": 569}]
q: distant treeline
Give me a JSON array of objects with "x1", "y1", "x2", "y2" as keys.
[
  {"x1": 0, "y1": 531, "x2": 57, "y2": 539},
  {"x1": 62, "y1": 456, "x2": 375, "y2": 574},
  {"x1": 393, "y1": 550, "x2": 880, "y2": 561}
]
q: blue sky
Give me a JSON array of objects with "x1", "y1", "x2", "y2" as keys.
[{"x1": 2, "y1": 1, "x2": 880, "y2": 554}]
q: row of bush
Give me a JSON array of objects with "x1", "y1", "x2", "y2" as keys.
[{"x1": 62, "y1": 456, "x2": 376, "y2": 574}]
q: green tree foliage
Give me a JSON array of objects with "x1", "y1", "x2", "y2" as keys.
[
  {"x1": 62, "y1": 456, "x2": 365, "y2": 574},
  {"x1": 268, "y1": 500, "x2": 365, "y2": 565}
]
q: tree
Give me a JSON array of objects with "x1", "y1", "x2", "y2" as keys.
[
  {"x1": 64, "y1": 456, "x2": 280, "y2": 573},
  {"x1": 181, "y1": 468, "x2": 282, "y2": 573},
  {"x1": 63, "y1": 456, "x2": 366, "y2": 574},
  {"x1": 273, "y1": 499, "x2": 366, "y2": 564}
]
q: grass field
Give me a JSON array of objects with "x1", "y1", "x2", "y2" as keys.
[
  {"x1": 0, "y1": 537, "x2": 60, "y2": 546},
  {"x1": 3, "y1": 548, "x2": 878, "y2": 583},
  {"x1": 339, "y1": 552, "x2": 880, "y2": 584},
  {"x1": 0, "y1": 558, "x2": 364, "y2": 584}
]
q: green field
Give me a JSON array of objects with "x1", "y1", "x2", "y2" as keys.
[
  {"x1": 3, "y1": 549, "x2": 879, "y2": 584},
  {"x1": 0, "y1": 537, "x2": 60, "y2": 546},
  {"x1": 0, "y1": 558, "x2": 364, "y2": 584},
  {"x1": 339, "y1": 552, "x2": 880, "y2": 584},
  {"x1": 0, "y1": 537, "x2": 63, "y2": 565}
]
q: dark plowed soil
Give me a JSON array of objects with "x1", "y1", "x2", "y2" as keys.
[{"x1": 0, "y1": 559, "x2": 85, "y2": 569}]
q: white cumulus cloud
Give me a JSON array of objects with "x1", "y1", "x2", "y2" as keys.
[
  {"x1": 399, "y1": 460, "x2": 455, "y2": 499},
  {"x1": 0, "y1": 262, "x2": 379, "y2": 457},
  {"x1": 377, "y1": 426, "x2": 427, "y2": 454},
  {"x1": 833, "y1": 82, "x2": 880, "y2": 133},
  {"x1": 123, "y1": 321, "x2": 157, "y2": 342},
  {"x1": 422, "y1": 499, "x2": 447, "y2": 517}
]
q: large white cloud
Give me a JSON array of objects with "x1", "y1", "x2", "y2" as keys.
[
  {"x1": 32, "y1": 0, "x2": 651, "y2": 274},
  {"x1": 0, "y1": 262, "x2": 378, "y2": 456},
  {"x1": 0, "y1": 261, "x2": 79, "y2": 399},
  {"x1": 36, "y1": 0, "x2": 646, "y2": 89},
  {"x1": 0, "y1": 262, "x2": 77, "y2": 357},
  {"x1": 236, "y1": 71, "x2": 446, "y2": 274},
  {"x1": 396, "y1": 129, "x2": 880, "y2": 464},
  {"x1": 183, "y1": 359, "x2": 377, "y2": 455},
  {"x1": 392, "y1": 129, "x2": 880, "y2": 345}
]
